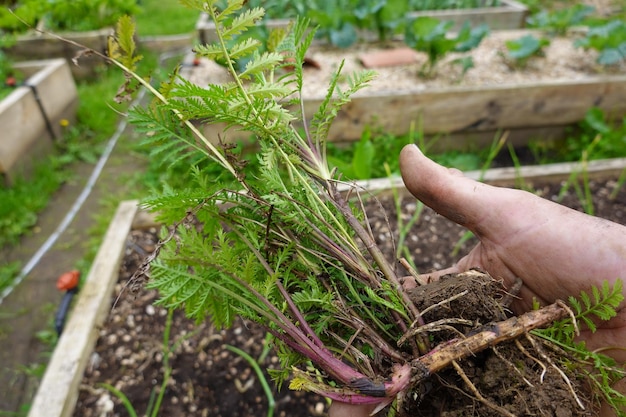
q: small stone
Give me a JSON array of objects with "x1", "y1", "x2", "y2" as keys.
[
  {"x1": 314, "y1": 402, "x2": 325, "y2": 415},
  {"x1": 96, "y1": 393, "x2": 114, "y2": 412},
  {"x1": 146, "y1": 305, "x2": 156, "y2": 315}
]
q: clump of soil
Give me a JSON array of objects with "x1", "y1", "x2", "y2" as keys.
[
  {"x1": 74, "y1": 177, "x2": 626, "y2": 417},
  {"x1": 401, "y1": 271, "x2": 593, "y2": 417}
]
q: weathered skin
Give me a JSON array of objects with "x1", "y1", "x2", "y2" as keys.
[{"x1": 330, "y1": 144, "x2": 626, "y2": 417}]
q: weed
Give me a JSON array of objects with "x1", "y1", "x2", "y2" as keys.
[
  {"x1": 101, "y1": 307, "x2": 201, "y2": 417},
  {"x1": 533, "y1": 279, "x2": 626, "y2": 413}
]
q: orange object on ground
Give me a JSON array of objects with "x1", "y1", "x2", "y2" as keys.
[{"x1": 56, "y1": 270, "x2": 80, "y2": 291}]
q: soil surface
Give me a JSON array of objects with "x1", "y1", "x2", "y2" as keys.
[{"x1": 73, "y1": 175, "x2": 626, "y2": 417}]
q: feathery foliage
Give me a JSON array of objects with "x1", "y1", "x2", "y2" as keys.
[
  {"x1": 111, "y1": 0, "x2": 417, "y2": 405},
  {"x1": 533, "y1": 279, "x2": 625, "y2": 415},
  {"x1": 108, "y1": 1, "x2": 625, "y2": 412}
]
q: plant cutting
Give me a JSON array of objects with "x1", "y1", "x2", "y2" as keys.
[{"x1": 100, "y1": 2, "x2": 626, "y2": 415}]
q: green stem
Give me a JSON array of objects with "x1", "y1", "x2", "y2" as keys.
[
  {"x1": 226, "y1": 345, "x2": 276, "y2": 417},
  {"x1": 150, "y1": 308, "x2": 175, "y2": 417}
]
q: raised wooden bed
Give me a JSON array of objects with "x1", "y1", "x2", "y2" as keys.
[
  {"x1": 197, "y1": 0, "x2": 528, "y2": 44},
  {"x1": 24, "y1": 155, "x2": 626, "y2": 417},
  {"x1": 6, "y1": 27, "x2": 113, "y2": 79},
  {"x1": 27, "y1": 200, "x2": 143, "y2": 417},
  {"x1": 0, "y1": 58, "x2": 78, "y2": 186},
  {"x1": 181, "y1": 27, "x2": 626, "y2": 152}
]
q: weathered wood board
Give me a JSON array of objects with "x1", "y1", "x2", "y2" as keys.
[
  {"x1": 0, "y1": 59, "x2": 78, "y2": 185},
  {"x1": 27, "y1": 201, "x2": 140, "y2": 417}
]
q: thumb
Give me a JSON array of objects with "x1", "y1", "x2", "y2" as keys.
[{"x1": 399, "y1": 144, "x2": 508, "y2": 234}]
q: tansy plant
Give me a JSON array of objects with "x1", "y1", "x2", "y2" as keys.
[{"x1": 103, "y1": 2, "x2": 625, "y2": 414}]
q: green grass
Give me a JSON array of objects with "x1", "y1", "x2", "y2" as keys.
[{"x1": 134, "y1": 0, "x2": 199, "y2": 36}]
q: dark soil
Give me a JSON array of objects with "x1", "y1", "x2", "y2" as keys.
[{"x1": 73, "y1": 176, "x2": 626, "y2": 417}]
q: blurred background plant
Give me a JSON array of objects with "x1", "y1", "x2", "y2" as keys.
[{"x1": 0, "y1": 0, "x2": 139, "y2": 33}]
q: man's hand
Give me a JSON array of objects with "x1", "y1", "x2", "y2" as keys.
[
  {"x1": 329, "y1": 144, "x2": 625, "y2": 417},
  {"x1": 400, "y1": 144, "x2": 626, "y2": 360}
]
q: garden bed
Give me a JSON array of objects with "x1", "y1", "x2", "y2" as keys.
[
  {"x1": 196, "y1": 0, "x2": 528, "y2": 44},
  {"x1": 183, "y1": 28, "x2": 626, "y2": 152},
  {"x1": 0, "y1": 58, "x2": 78, "y2": 186},
  {"x1": 28, "y1": 157, "x2": 626, "y2": 417}
]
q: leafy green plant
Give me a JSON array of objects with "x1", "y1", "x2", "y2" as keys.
[
  {"x1": 306, "y1": 0, "x2": 410, "y2": 47},
  {"x1": 502, "y1": 33, "x2": 550, "y2": 68},
  {"x1": 404, "y1": 16, "x2": 489, "y2": 78},
  {"x1": 0, "y1": 33, "x2": 20, "y2": 98},
  {"x1": 526, "y1": 4, "x2": 595, "y2": 35},
  {"x1": 533, "y1": 279, "x2": 626, "y2": 414},
  {"x1": 575, "y1": 19, "x2": 626, "y2": 66}
]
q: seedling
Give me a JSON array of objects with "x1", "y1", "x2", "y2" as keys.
[
  {"x1": 526, "y1": 4, "x2": 595, "y2": 36},
  {"x1": 307, "y1": 0, "x2": 409, "y2": 47},
  {"x1": 404, "y1": 16, "x2": 489, "y2": 78},
  {"x1": 502, "y1": 34, "x2": 550, "y2": 68},
  {"x1": 575, "y1": 19, "x2": 626, "y2": 66}
]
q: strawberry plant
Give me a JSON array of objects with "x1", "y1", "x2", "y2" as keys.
[
  {"x1": 404, "y1": 16, "x2": 489, "y2": 77},
  {"x1": 526, "y1": 4, "x2": 595, "y2": 36},
  {"x1": 575, "y1": 19, "x2": 626, "y2": 66},
  {"x1": 502, "y1": 33, "x2": 550, "y2": 68}
]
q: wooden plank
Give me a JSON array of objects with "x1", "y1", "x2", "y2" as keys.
[
  {"x1": 407, "y1": 0, "x2": 528, "y2": 30},
  {"x1": 20, "y1": 58, "x2": 79, "y2": 139},
  {"x1": 27, "y1": 200, "x2": 140, "y2": 417},
  {"x1": 316, "y1": 76, "x2": 626, "y2": 140},
  {"x1": 345, "y1": 157, "x2": 626, "y2": 196},
  {"x1": 0, "y1": 59, "x2": 78, "y2": 184},
  {"x1": 7, "y1": 28, "x2": 113, "y2": 79}
]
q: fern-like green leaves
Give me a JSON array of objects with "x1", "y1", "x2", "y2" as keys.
[
  {"x1": 569, "y1": 279, "x2": 623, "y2": 332},
  {"x1": 535, "y1": 279, "x2": 623, "y2": 344}
]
